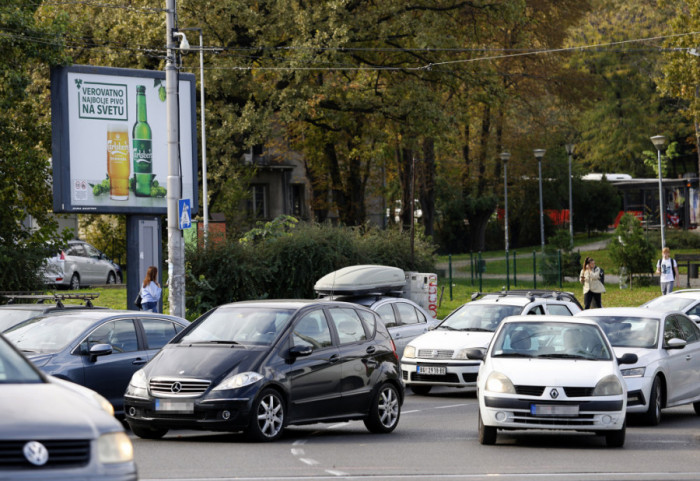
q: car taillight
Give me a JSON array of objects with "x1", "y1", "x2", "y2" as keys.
[{"x1": 59, "y1": 250, "x2": 66, "y2": 260}]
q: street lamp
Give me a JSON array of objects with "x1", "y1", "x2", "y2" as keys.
[
  {"x1": 500, "y1": 151, "x2": 511, "y2": 290},
  {"x1": 650, "y1": 135, "x2": 666, "y2": 249},
  {"x1": 565, "y1": 143, "x2": 574, "y2": 249},
  {"x1": 534, "y1": 148, "x2": 546, "y2": 251},
  {"x1": 178, "y1": 28, "x2": 209, "y2": 246}
]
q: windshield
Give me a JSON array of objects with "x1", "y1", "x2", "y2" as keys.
[
  {"x1": 4, "y1": 316, "x2": 96, "y2": 353},
  {"x1": 439, "y1": 304, "x2": 522, "y2": 332},
  {"x1": 0, "y1": 337, "x2": 44, "y2": 384},
  {"x1": 0, "y1": 309, "x2": 41, "y2": 332},
  {"x1": 181, "y1": 307, "x2": 294, "y2": 346},
  {"x1": 491, "y1": 321, "x2": 612, "y2": 360},
  {"x1": 584, "y1": 316, "x2": 659, "y2": 349},
  {"x1": 644, "y1": 296, "x2": 693, "y2": 312}
]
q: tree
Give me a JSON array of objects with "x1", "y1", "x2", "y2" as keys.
[{"x1": 609, "y1": 213, "x2": 655, "y2": 284}]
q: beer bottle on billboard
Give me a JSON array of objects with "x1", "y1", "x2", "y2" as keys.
[{"x1": 133, "y1": 85, "x2": 153, "y2": 197}]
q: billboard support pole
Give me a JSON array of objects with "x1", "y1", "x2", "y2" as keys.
[{"x1": 165, "y1": 0, "x2": 185, "y2": 318}]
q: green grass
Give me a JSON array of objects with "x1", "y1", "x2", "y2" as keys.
[{"x1": 37, "y1": 286, "x2": 169, "y2": 314}]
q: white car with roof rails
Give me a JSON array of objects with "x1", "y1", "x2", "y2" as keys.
[
  {"x1": 641, "y1": 289, "x2": 700, "y2": 324},
  {"x1": 401, "y1": 290, "x2": 582, "y2": 395}
]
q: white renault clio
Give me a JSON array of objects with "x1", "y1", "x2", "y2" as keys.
[{"x1": 471, "y1": 315, "x2": 637, "y2": 447}]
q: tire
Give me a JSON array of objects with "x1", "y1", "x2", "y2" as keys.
[
  {"x1": 478, "y1": 410, "x2": 497, "y2": 445},
  {"x1": 410, "y1": 385, "x2": 432, "y2": 396},
  {"x1": 605, "y1": 422, "x2": 626, "y2": 448},
  {"x1": 130, "y1": 424, "x2": 168, "y2": 439},
  {"x1": 107, "y1": 272, "x2": 117, "y2": 284},
  {"x1": 247, "y1": 388, "x2": 285, "y2": 442},
  {"x1": 642, "y1": 376, "x2": 662, "y2": 426},
  {"x1": 364, "y1": 383, "x2": 401, "y2": 434},
  {"x1": 70, "y1": 273, "x2": 80, "y2": 290}
]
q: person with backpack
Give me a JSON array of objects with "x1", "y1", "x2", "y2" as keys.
[
  {"x1": 580, "y1": 256, "x2": 605, "y2": 309},
  {"x1": 655, "y1": 247, "x2": 679, "y2": 295}
]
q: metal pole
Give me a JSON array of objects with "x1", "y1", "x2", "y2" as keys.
[
  {"x1": 504, "y1": 161, "x2": 510, "y2": 290},
  {"x1": 538, "y1": 157, "x2": 545, "y2": 251},
  {"x1": 165, "y1": 0, "x2": 185, "y2": 318},
  {"x1": 566, "y1": 144, "x2": 574, "y2": 248},
  {"x1": 448, "y1": 254, "x2": 453, "y2": 301},
  {"x1": 657, "y1": 148, "x2": 666, "y2": 249},
  {"x1": 198, "y1": 29, "x2": 208, "y2": 246}
]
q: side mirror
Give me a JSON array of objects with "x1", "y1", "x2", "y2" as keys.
[
  {"x1": 665, "y1": 338, "x2": 687, "y2": 350},
  {"x1": 617, "y1": 353, "x2": 638, "y2": 365},
  {"x1": 689, "y1": 315, "x2": 700, "y2": 325},
  {"x1": 289, "y1": 344, "x2": 313, "y2": 358},
  {"x1": 465, "y1": 348, "x2": 485, "y2": 360},
  {"x1": 88, "y1": 343, "x2": 113, "y2": 362}
]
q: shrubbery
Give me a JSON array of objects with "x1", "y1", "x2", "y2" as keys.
[{"x1": 185, "y1": 219, "x2": 437, "y2": 319}]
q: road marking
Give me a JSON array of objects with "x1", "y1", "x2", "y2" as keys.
[
  {"x1": 325, "y1": 469, "x2": 349, "y2": 476},
  {"x1": 299, "y1": 458, "x2": 318, "y2": 466},
  {"x1": 435, "y1": 403, "x2": 468, "y2": 409},
  {"x1": 291, "y1": 448, "x2": 304, "y2": 456}
]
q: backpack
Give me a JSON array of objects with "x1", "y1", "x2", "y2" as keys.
[
  {"x1": 598, "y1": 267, "x2": 605, "y2": 285},
  {"x1": 657, "y1": 258, "x2": 676, "y2": 280}
]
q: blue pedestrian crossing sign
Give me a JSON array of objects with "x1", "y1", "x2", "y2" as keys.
[{"x1": 178, "y1": 199, "x2": 192, "y2": 229}]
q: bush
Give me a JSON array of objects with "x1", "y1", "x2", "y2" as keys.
[{"x1": 609, "y1": 214, "x2": 656, "y2": 281}]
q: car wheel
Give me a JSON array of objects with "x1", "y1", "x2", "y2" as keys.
[
  {"x1": 642, "y1": 376, "x2": 662, "y2": 426},
  {"x1": 70, "y1": 273, "x2": 80, "y2": 290},
  {"x1": 130, "y1": 424, "x2": 168, "y2": 439},
  {"x1": 605, "y1": 422, "x2": 626, "y2": 447},
  {"x1": 364, "y1": 382, "x2": 401, "y2": 434},
  {"x1": 478, "y1": 410, "x2": 497, "y2": 445},
  {"x1": 410, "y1": 385, "x2": 432, "y2": 396},
  {"x1": 107, "y1": 272, "x2": 117, "y2": 284},
  {"x1": 247, "y1": 388, "x2": 284, "y2": 442}
]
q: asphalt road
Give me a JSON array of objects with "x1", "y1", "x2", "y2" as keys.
[{"x1": 132, "y1": 387, "x2": 700, "y2": 481}]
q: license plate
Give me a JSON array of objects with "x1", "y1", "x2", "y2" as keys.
[
  {"x1": 155, "y1": 399, "x2": 194, "y2": 413},
  {"x1": 417, "y1": 365, "x2": 446, "y2": 375},
  {"x1": 531, "y1": 404, "x2": 579, "y2": 417}
]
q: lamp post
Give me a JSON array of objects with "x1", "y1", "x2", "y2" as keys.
[
  {"x1": 565, "y1": 143, "x2": 574, "y2": 249},
  {"x1": 650, "y1": 135, "x2": 667, "y2": 249},
  {"x1": 500, "y1": 151, "x2": 511, "y2": 290},
  {"x1": 534, "y1": 148, "x2": 546, "y2": 251},
  {"x1": 178, "y1": 28, "x2": 209, "y2": 246}
]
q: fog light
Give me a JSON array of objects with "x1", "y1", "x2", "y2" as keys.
[
  {"x1": 222, "y1": 410, "x2": 231, "y2": 420},
  {"x1": 495, "y1": 411, "x2": 506, "y2": 422},
  {"x1": 128, "y1": 407, "x2": 137, "y2": 417},
  {"x1": 601, "y1": 415, "x2": 612, "y2": 425}
]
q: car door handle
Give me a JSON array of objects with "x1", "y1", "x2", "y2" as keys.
[
  {"x1": 366, "y1": 346, "x2": 376, "y2": 354},
  {"x1": 132, "y1": 358, "x2": 148, "y2": 365},
  {"x1": 329, "y1": 354, "x2": 339, "y2": 363},
  {"x1": 686, "y1": 355, "x2": 693, "y2": 361}
]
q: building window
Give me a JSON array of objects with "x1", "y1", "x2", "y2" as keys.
[
  {"x1": 248, "y1": 184, "x2": 268, "y2": 219},
  {"x1": 291, "y1": 184, "x2": 305, "y2": 218}
]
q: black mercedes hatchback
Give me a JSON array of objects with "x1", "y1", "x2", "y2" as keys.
[{"x1": 124, "y1": 299, "x2": 403, "y2": 441}]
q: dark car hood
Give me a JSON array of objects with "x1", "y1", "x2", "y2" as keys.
[
  {"x1": 0, "y1": 384, "x2": 119, "y2": 439},
  {"x1": 145, "y1": 344, "x2": 269, "y2": 383}
]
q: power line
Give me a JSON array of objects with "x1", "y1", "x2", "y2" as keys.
[{"x1": 25, "y1": 1, "x2": 164, "y2": 13}]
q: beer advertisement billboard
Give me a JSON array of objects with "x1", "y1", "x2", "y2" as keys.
[{"x1": 51, "y1": 65, "x2": 198, "y2": 214}]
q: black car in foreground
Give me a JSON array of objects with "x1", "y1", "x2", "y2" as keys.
[{"x1": 125, "y1": 299, "x2": 404, "y2": 441}]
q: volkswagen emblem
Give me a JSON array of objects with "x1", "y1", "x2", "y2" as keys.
[
  {"x1": 549, "y1": 388, "x2": 559, "y2": 399},
  {"x1": 171, "y1": 381, "x2": 182, "y2": 394},
  {"x1": 23, "y1": 441, "x2": 49, "y2": 466}
]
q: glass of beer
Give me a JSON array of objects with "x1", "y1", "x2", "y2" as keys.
[{"x1": 107, "y1": 123, "x2": 130, "y2": 200}]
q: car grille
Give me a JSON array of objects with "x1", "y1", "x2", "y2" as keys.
[
  {"x1": 514, "y1": 385, "x2": 595, "y2": 397},
  {"x1": 513, "y1": 413, "x2": 596, "y2": 426},
  {"x1": 150, "y1": 378, "x2": 211, "y2": 396},
  {"x1": 410, "y1": 372, "x2": 460, "y2": 383},
  {"x1": 0, "y1": 440, "x2": 90, "y2": 468},
  {"x1": 417, "y1": 349, "x2": 454, "y2": 360}
]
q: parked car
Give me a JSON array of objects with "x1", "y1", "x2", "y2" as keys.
[
  {"x1": 4, "y1": 309, "x2": 188, "y2": 416},
  {"x1": 576, "y1": 307, "x2": 700, "y2": 425},
  {"x1": 641, "y1": 289, "x2": 700, "y2": 323},
  {"x1": 471, "y1": 315, "x2": 635, "y2": 447},
  {"x1": 401, "y1": 290, "x2": 582, "y2": 395},
  {"x1": 43, "y1": 240, "x2": 121, "y2": 289},
  {"x1": 0, "y1": 293, "x2": 104, "y2": 333},
  {"x1": 124, "y1": 299, "x2": 404, "y2": 441},
  {"x1": 0, "y1": 333, "x2": 136, "y2": 479}
]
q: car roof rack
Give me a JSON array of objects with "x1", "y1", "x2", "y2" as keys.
[
  {"x1": 480, "y1": 289, "x2": 582, "y2": 307},
  {"x1": 0, "y1": 292, "x2": 100, "y2": 308}
]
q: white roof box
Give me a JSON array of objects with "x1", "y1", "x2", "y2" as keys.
[{"x1": 314, "y1": 265, "x2": 406, "y2": 296}]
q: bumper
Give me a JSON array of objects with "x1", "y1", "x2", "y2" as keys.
[
  {"x1": 623, "y1": 375, "x2": 651, "y2": 413},
  {"x1": 480, "y1": 394, "x2": 626, "y2": 431},
  {"x1": 400, "y1": 359, "x2": 480, "y2": 388}
]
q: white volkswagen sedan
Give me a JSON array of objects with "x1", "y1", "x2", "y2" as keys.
[
  {"x1": 576, "y1": 307, "x2": 700, "y2": 425},
  {"x1": 471, "y1": 315, "x2": 636, "y2": 447}
]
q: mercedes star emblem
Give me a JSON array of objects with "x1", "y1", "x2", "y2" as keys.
[{"x1": 171, "y1": 381, "x2": 182, "y2": 393}]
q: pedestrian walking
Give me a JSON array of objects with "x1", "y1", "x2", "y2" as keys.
[
  {"x1": 580, "y1": 256, "x2": 605, "y2": 309},
  {"x1": 655, "y1": 247, "x2": 679, "y2": 295},
  {"x1": 140, "y1": 265, "x2": 162, "y2": 313}
]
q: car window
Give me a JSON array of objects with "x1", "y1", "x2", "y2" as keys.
[
  {"x1": 0, "y1": 338, "x2": 44, "y2": 383},
  {"x1": 396, "y1": 303, "x2": 421, "y2": 325},
  {"x1": 83, "y1": 244, "x2": 101, "y2": 258},
  {"x1": 374, "y1": 304, "x2": 397, "y2": 328},
  {"x1": 328, "y1": 308, "x2": 367, "y2": 345},
  {"x1": 292, "y1": 310, "x2": 333, "y2": 349},
  {"x1": 547, "y1": 304, "x2": 573, "y2": 316},
  {"x1": 86, "y1": 319, "x2": 139, "y2": 353},
  {"x1": 525, "y1": 305, "x2": 545, "y2": 315},
  {"x1": 441, "y1": 304, "x2": 521, "y2": 331},
  {"x1": 688, "y1": 303, "x2": 700, "y2": 317},
  {"x1": 67, "y1": 244, "x2": 86, "y2": 257},
  {"x1": 141, "y1": 318, "x2": 181, "y2": 350},
  {"x1": 587, "y1": 316, "x2": 658, "y2": 348},
  {"x1": 182, "y1": 307, "x2": 292, "y2": 345},
  {"x1": 5, "y1": 315, "x2": 96, "y2": 353},
  {"x1": 356, "y1": 309, "x2": 377, "y2": 338},
  {"x1": 664, "y1": 316, "x2": 684, "y2": 343},
  {"x1": 675, "y1": 315, "x2": 700, "y2": 343}
]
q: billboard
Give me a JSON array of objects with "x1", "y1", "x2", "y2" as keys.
[{"x1": 51, "y1": 65, "x2": 198, "y2": 214}]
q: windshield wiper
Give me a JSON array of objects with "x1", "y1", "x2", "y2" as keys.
[
  {"x1": 438, "y1": 325, "x2": 459, "y2": 331},
  {"x1": 537, "y1": 353, "x2": 590, "y2": 359},
  {"x1": 465, "y1": 328, "x2": 493, "y2": 332},
  {"x1": 492, "y1": 352, "x2": 534, "y2": 358},
  {"x1": 185, "y1": 340, "x2": 241, "y2": 345}
]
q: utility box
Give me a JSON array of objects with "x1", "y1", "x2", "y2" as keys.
[{"x1": 403, "y1": 272, "x2": 438, "y2": 319}]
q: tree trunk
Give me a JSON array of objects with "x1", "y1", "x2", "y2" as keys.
[{"x1": 420, "y1": 137, "x2": 436, "y2": 237}]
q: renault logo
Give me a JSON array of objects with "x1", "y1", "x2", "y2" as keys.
[
  {"x1": 23, "y1": 441, "x2": 49, "y2": 466},
  {"x1": 171, "y1": 381, "x2": 182, "y2": 393},
  {"x1": 550, "y1": 388, "x2": 559, "y2": 399}
]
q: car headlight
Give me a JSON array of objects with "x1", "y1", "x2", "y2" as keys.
[
  {"x1": 620, "y1": 367, "x2": 645, "y2": 378},
  {"x1": 125, "y1": 369, "x2": 148, "y2": 399},
  {"x1": 403, "y1": 345, "x2": 416, "y2": 359},
  {"x1": 213, "y1": 371, "x2": 263, "y2": 391},
  {"x1": 91, "y1": 391, "x2": 115, "y2": 416},
  {"x1": 485, "y1": 371, "x2": 515, "y2": 394},
  {"x1": 98, "y1": 432, "x2": 134, "y2": 464},
  {"x1": 593, "y1": 374, "x2": 623, "y2": 396}
]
